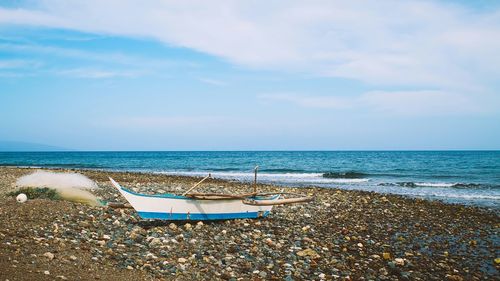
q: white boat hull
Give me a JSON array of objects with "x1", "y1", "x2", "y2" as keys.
[{"x1": 110, "y1": 178, "x2": 276, "y2": 220}]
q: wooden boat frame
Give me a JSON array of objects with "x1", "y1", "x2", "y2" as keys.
[{"x1": 109, "y1": 166, "x2": 313, "y2": 221}]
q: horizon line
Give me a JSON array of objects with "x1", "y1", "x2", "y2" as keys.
[{"x1": 1, "y1": 149, "x2": 499, "y2": 152}]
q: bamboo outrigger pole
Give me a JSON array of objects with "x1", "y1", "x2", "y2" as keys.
[
  {"x1": 182, "y1": 174, "x2": 211, "y2": 196},
  {"x1": 253, "y1": 165, "x2": 259, "y2": 193},
  {"x1": 243, "y1": 196, "x2": 313, "y2": 206}
]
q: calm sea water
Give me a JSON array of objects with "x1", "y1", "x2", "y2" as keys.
[{"x1": 1, "y1": 151, "x2": 499, "y2": 208}]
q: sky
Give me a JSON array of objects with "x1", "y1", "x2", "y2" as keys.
[{"x1": 0, "y1": 0, "x2": 499, "y2": 150}]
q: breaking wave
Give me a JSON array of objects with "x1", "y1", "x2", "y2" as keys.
[
  {"x1": 160, "y1": 170, "x2": 369, "y2": 185},
  {"x1": 378, "y1": 182, "x2": 495, "y2": 189},
  {"x1": 322, "y1": 171, "x2": 368, "y2": 178}
]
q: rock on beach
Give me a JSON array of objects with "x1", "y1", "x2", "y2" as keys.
[{"x1": 0, "y1": 167, "x2": 498, "y2": 280}]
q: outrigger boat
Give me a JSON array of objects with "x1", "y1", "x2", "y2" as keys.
[{"x1": 109, "y1": 167, "x2": 313, "y2": 221}]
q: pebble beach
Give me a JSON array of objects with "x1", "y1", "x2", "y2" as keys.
[{"x1": 0, "y1": 166, "x2": 498, "y2": 280}]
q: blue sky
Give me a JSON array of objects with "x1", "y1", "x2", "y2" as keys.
[{"x1": 0, "y1": 0, "x2": 499, "y2": 150}]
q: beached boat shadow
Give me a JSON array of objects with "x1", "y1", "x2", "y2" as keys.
[{"x1": 136, "y1": 217, "x2": 269, "y2": 229}]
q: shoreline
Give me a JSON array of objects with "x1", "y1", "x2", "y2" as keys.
[
  {"x1": 0, "y1": 166, "x2": 498, "y2": 280},
  {"x1": 2, "y1": 165, "x2": 499, "y2": 212}
]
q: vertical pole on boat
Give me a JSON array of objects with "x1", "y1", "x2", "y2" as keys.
[{"x1": 254, "y1": 165, "x2": 259, "y2": 193}]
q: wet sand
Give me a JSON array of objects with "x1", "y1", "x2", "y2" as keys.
[{"x1": 0, "y1": 167, "x2": 498, "y2": 280}]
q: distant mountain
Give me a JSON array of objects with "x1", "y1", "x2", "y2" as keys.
[{"x1": 0, "y1": 141, "x2": 70, "y2": 151}]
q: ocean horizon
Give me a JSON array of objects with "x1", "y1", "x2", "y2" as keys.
[{"x1": 1, "y1": 150, "x2": 499, "y2": 208}]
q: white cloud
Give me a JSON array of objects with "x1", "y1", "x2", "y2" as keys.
[
  {"x1": 100, "y1": 115, "x2": 312, "y2": 139},
  {"x1": 0, "y1": 42, "x2": 199, "y2": 79},
  {"x1": 0, "y1": 59, "x2": 43, "y2": 77},
  {"x1": 198, "y1": 78, "x2": 227, "y2": 86},
  {"x1": 260, "y1": 90, "x2": 488, "y2": 116},
  {"x1": 0, "y1": 6, "x2": 65, "y2": 27},
  {"x1": 0, "y1": 42, "x2": 183, "y2": 69},
  {"x1": 260, "y1": 93, "x2": 352, "y2": 109},
  {"x1": 57, "y1": 68, "x2": 140, "y2": 79},
  {"x1": 0, "y1": 1, "x2": 499, "y2": 113},
  {"x1": 106, "y1": 116, "x2": 226, "y2": 128},
  {"x1": 0, "y1": 59, "x2": 42, "y2": 69},
  {"x1": 1, "y1": 1, "x2": 499, "y2": 88},
  {"x1": 359, "y1": 90, "x2": 482, "y2": 115}
]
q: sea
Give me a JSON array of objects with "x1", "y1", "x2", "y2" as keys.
[{"x1": 1, "y1": 151, "x2": 499, "y2": 209}]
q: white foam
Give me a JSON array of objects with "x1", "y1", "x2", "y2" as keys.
[
  {"x1": 163, "y1": 171, "x2": 324, "y2": 178},
  {"x1": 433, "y1": 194, "x2": 500, "y2": 200},
  {"x1": 414, "y1": 182, "x2": 455, "y2": 187},
  {"x1": 159, "y1": 171, "x2": 369, "y2": 184},
  {"x1": 329, "y1": 178, "x2": 370, "y2": 183}
]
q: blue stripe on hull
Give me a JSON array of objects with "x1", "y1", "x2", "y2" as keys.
[{"x1": 137, "y1": 211, "x2": 270, "y2": 220}]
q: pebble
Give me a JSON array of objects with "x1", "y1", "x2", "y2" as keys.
[
  {"x1": 383, "y1": 252, "x2": 391, "y2": 260},
  {"x1": 149, "y1": 238, "x2": 162, "y2": 247},
  {"x1": 1, "y1": 168, "x2": 497, "y2": 281},
  {"x1": 297, "y1": 248, "x2": 320, "y2": 259},
  {"x1": 43, "y1": 271, "x2": 50, "y2": 275},
  {"x1": 43, "y1": 252, "x2": 54, "y2": 260},
  {"x1": 129, "y1": 227, "x2": 146, "y2": 243},
  {"x1": 394, "y1": 258, "x2": 405, "y2": 266},
  {"x1": 446, "y1": 274, "x2": 464, "y2": 281}
]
